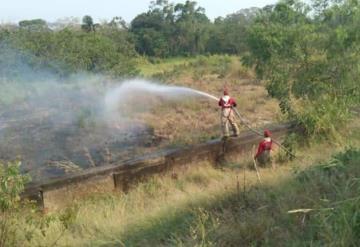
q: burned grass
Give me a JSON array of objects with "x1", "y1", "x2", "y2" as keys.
[{"x1": 0, "y1": 55, "x2": 279, "y2": 181}]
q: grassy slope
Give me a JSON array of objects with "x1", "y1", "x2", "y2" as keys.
[
  {"x1": 9, "y1": 56, "x2": 358, "y2": 246},
  {"x1": 26, "y1": 116, "x2": 360, "y2": 246}
]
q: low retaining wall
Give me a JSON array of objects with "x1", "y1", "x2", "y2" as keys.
[{"x1": 23, "y1": 123, "x2": 296, "y2": 210}]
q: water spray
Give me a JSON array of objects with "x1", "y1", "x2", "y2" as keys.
[
  {"x1": 105, "y1": 80, "x2": 295, "y2": 158},
  {"x1": 104, "y1": 79, "x2": 218, "y2": 113}
]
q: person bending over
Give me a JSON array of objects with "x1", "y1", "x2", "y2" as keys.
[{"x1": 254, "y1": 129, "x2": 273, "y2": 167}]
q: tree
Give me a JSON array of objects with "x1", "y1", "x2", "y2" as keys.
[
  {"x1": 130, "y1": 0, "x2": 210, "y2": 57},
  {"x1": 108, "y1": 16, "x2": 127, "y2": 29},
  {"x1": 1, "y1": 19, "x2": 139, "y2": 78},
  {"x1": 173, "y1": 1, "x2": 210, "y2": 55},
  {"x1": 207, "y1": 8, "x2": 259, "y2": 54},
  {"x1": 130, "y1": 1, "x2": 174, "y2": 57},
  {"x1": 245, "y1": 0, "x2": 360, "y2": 136},
  {"x1": 81, "y1": 15, "x2": 97, "y2": 32}
]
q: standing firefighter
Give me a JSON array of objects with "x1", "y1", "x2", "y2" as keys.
[
  {"x1": 254, "y1": 129, "x2": 273, "y2": 166},
  {"x1": 218, "y1": 89, "x2": 240, "y2": 138}
]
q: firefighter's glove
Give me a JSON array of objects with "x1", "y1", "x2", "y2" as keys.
[{"x1": 232, "y1": 103, "x2": 237, "y2": 107}]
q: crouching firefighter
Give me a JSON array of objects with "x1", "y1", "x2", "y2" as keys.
[
  {"x1": 218, "y1": 89, "x2": 240, "y2": 138},
  {"x1": 254, "y1": 129, "x2": 273, "y2": 167}
]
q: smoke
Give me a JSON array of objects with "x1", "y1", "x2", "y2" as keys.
[
  {"x1": 0, "y1": 47, "x2": 218, "y2": 181},
  {"x1": 0, "y1": 46, "x2": 133, "y2": 179},
  {"x1": 0, "y1": 69, "x2": 113, "y2": 179}
]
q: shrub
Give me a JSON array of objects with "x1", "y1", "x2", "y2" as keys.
[
  {"x1": 0, "y1": 160, "x2": 30, "y2": 246},
  {"x1": 245, "y1": 0, "x2": 360, "y2": 139},
  {"x1": 0, "y1": 161, "x2": 79, "y2": 246}
]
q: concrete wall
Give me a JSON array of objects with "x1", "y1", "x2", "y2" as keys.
[{"x1": 23, "y1": 123, "x2": 295, "y2": 210}]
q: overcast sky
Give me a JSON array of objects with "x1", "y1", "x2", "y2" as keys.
[{"x1": 0, "y1": 0, "x2": 278, "y2": 24}]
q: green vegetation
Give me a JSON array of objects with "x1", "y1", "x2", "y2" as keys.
[
  {"x1": 1, "y1": 0, "x2": 360, "y2": 246},
  {"x1": 130, "y1": 1, "x2": 256, "y2": 57},
  {"x1": 1, "y1": 0, "x2": 358, "y2": 139},
  {"x1": 0, "y1": 161, "x2": 83, "y2": 247},
  {"x1": 0, "y1": 27, "x2": 138, "y2": 78},
  {"x1": 137, "y1": 55, "x2": 250, "y2": 80},
  {"x1": 129, "y1": 149, "x2": 360, "y2": 247},
  {"x1": 0, "y1": 0, "x2": 257, "y2": 79},
  {"x1": 0, "y1": 161, "x2": 30, "y2": 247},
  {"x1": 245, "y1": 0, "x2": 360, "y2": 137},
  {"x1": 161, "y1": 148, "x2": 360, "y2": 247},
  {"x1": 0, "y1": 117, "x2": 358, "y2": 246}
]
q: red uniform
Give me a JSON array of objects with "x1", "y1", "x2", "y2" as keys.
[
  {"x1": 218, "y1": 96, "x2": 237, "y2": 108},
  {"x1": 218, "y1": 92, "x2": 239, "y2": 137},
  {"x1": 255, "y1": 137, "x2": 272, "y2": 158}
]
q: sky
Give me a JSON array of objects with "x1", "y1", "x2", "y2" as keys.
[{"x1": 0, "y1": 0, "x2": 278, "y2": 24}]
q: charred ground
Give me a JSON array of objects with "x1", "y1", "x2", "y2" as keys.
[{"x1": 0, "y1": 56, "x2": 279, "y2": 182}]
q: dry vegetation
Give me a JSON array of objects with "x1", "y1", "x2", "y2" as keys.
[
  {"x1": 0, "y1": 55, "x2": 280, "y2": 179},
  {"x1": 17, "y1": 116, "x2": 360, "y2": 246},
  {"x1": 136, "y1": 55, "x2": 280, "y2": 146},
  {"x1": 3, "y1": 55, "x2": 358, "y2": 246}
]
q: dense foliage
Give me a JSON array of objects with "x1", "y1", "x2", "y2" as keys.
[
  {"x1": 0, "y1": 162, "x2": 79, "y2": 247},
  {"x1": 245, "y1": 0, "x2": 360, "y2": 136},
  {"x1": 0, "y1": 0, "x2": 257, "y2": 78},
  {"x1": 0, "y1": 16, "x2": 139, "y2": 78},
  {"x1": 130, "y1": 0, "x2": 257, "y2": 57},
  {"x1": 0, "y1": 0, "x2": 359, "y2": 136}
]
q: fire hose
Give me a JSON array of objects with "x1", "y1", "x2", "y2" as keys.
[{"x1": 232, "y1": 107, "x2": 296, "y2": 159}]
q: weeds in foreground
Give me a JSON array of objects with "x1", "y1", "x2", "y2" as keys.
[
  {"x1": 0, "y1": 161, "x2": 79, "y2": 247},
  {"x1": 2, "y1": 125, "x2": 359, "y2": 246},
  {"x1": 167, "y1": 148, "x2": 360, "y2": 246}
]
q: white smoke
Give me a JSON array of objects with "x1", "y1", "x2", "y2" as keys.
[{"x1": 0, "y1": 45, "x2": 220, "y2": 180}]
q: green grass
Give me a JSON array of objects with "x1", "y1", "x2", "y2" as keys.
[
  {"x1": 136, "y1": 55, "x2": 245, "y2": 79},
  {"x1": 2, "y1": 51, "x2": 358, "y2": 245},
  {"x1": 89, "y1": 147, "x2": 359, "y2": 247},
  {"x1": 137, "y1": 56, "x2": 198, "y2": 78}
]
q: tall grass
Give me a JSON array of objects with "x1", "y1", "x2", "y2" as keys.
[{"x1": 14, "y1": 117, "x2": 359, "y2": 246}]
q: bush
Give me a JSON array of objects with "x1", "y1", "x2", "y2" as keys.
[
  {"x1": 0, "y1": 161, "x2": 79, "y2": 246},
  {"x1": 292, "y1": 148, "x2": 360, "y2": 246},
  {"x1": 0, "y1": 160, "x2": 30, "y2": 246},
  {"x1": 276, "y1": 132, "x2": 298, "y2": 163},
  {"x1": 246, "y1": 0, "x2": 360, "y2": 139}
]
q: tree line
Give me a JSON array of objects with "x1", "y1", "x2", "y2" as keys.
[
  {"x1": 0, "y1": 0, "x2": 358, "y2": 136},
  {"x1": 130, "y1": 0, "x2": 257, "y2": 57},
  {"x1": 0, "y1": 0, "x2": 257, "y2": 78}
]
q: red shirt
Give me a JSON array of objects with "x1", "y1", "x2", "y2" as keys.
[
  {"x1": 255, "y1": 138, "x2": 272, "y2": 158},
  {"x1": 218, "y1": 96, "x2": 237, "y2": 108}
]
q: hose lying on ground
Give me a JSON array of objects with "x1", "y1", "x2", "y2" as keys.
[{"x1": 232, "y1": 107, "x2": 296, "y2": 159}]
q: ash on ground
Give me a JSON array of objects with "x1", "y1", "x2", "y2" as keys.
[{"x1": 0, "y1": 83, "x2": 163, "y2": 182}]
